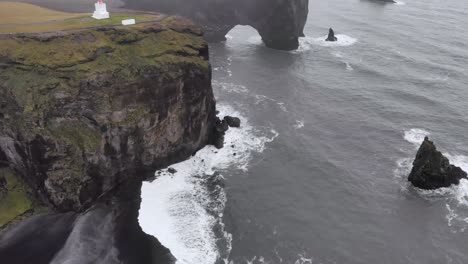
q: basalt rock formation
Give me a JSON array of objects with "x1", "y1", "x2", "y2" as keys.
[
  {"x1": 408, "y1": 137, "x2": 467, "y2": 189},
  {"x1": 0, "y1": 16, "x2": 217, "y2": 227},
  {"x1": 326, "y1": 28, "x2": 338, "y2": 42},
  {"x1": 224, "y1": 116, "x2": 241, "y2": 128},
  {"x1": 122, "y1": 0, "x2": 310, "y2": 51}
]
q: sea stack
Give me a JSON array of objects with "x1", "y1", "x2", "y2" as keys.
[
  {"x1": 326, "y1": 28, "x2": 338, "y2": 42},
  {"x1": 408, "y1": 137, "x2": 467, "y2": 189}
]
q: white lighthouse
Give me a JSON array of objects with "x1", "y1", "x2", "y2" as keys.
[{"x1": 92, "y1": 0, "x2": 110, "y2": 20}]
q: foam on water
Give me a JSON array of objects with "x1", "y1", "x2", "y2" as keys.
[
  {"x1": 247, "y1": 36, "x2": 263, "y2": 46},
  {"x1": 398, "y1": 129, "x2": 468, "y2": 231},
  {"x1": 294, "y1": 120, "x2": 305, "y2": 129},
  {"x1": 403, "y1": 128, "x2": 430, "y2": 147},
  {"x1": 138, "y1": 104, "x2": 278, "y2": 264},
  {"x1": 296, "y1": 34, "x2": 358, "y2": 53},
  {"x1": 213, "y1": 80, "x2": 249, "y2": 94},
  {"x1": 394, "y1": 1, "x2": 406, "y2": 6}
]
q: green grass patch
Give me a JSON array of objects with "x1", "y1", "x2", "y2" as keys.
[{"x1": 0, "y1": 168, "x2": 33, "y2": 227}]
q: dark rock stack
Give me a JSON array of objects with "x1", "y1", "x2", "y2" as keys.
[
  {"x1": 212, "y1": 118, "x2": 229, "y2": 149},
  {"x1": 408, "y1": 137, "x2": 467, "y2": 189},
  {"x1": 326, "y1": 28, "x2": 338, "y2": 42},
  {"x1": 211, "y1": 116, "x2": 241, "y2": 149},
  {"x1": 122, "y1": 0, "x2": 310, "y2": 51}
]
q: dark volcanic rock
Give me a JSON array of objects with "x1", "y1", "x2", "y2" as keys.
[
  {"x1": 0, "y1": 17, "x2": 217, "y2": 225},
  {"x1": 212, "y1": 118, "x2": 229, "y2": 149},
  {"x1": 0, "y1": 180, "x2": 175, "y2": 264},
  {"x1": 408, "y1": 137, "x2": 467, "y2": 189},
  {"x1": 223, "y1": 116, "x2": 241, "y2": 128},
  {"x1": 167, "y1": 168, "x2": 177, "y2": 174},
  {"x1": 122, "y1": 0, "x2": 310, "y2": 51},
  {"x1": 326, "y1": 28, "x2": 338, "y2": 42}
]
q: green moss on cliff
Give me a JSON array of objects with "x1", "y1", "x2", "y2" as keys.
[
  {"x1": 0, "y1": 27, "x2": 209, "y2": 119},
  {"x1": 0, "y1": 168, "x2": 33, "y2": 227},
  {"x1": 48, "y1": 120, "x2": 101, "y2": 152},
  {"x1": 0, "y1": 14, "x2": 213, "y2": 217}
]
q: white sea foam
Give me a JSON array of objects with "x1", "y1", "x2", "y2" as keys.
[
  {"x1": 294, "y1": 120, "x2": 305, "y2": 129},
  {"x1": 294, "y1": 255, "x2": 313, "y2": 264},
  {"x1": 345, "y1": 62, "x2": 354, "y2": 71},
  {"x1": 403, "y1": 128, "x2": 430, "y2": 147},
  {"x1": 213, "y1": 80, "x2": 249, "y2": 94},
  {"x1": 394, "y1": 1, "x2": 406, "y2": 6},
  {"x1": 296, "y1": 34, "x2": 358, "y2": 53},
  {"x1": 138, "y1": 104, "x2": 278, "y2": 264},
  {"x1": 247, "y1": 36, "x2": 263, "y2": 46}
]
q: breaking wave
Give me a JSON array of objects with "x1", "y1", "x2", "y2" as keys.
[
  {"x1": 296, "y1": 34, "x2": 358, "y2": 53},
  {"x1": 138, "y1": 104, "x2": 278, "y2": 264}
]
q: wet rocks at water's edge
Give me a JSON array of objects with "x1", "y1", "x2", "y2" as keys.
[
  {"x1": 212, "y1": 116, "x2": 241, "y2": 149},
  {"x1": 408, "y1": 137, "x2": 467, "y2": 189},
  {"x1": 223, "y1": 116, "x2": 241, "y2": 128}
]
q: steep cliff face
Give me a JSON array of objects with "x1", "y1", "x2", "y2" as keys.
[
  {"x1": 122, "y1": 0, "x2": 310, "y2": 51},
  {"x1": 0, "y1": 16, "x2": 216, "y2": 225}
]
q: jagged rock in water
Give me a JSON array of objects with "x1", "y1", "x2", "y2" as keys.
[
  {"x1": 212, "y1": 118, "x2": 229, "y2": 149},
  {"x1": 326, "y1": 28, "x2": 338, "y2": 42},
  {"x1": 122, "y1": 0, "x2": 310, "y2": 51},
  {"x1": 408, "y1": 137, "x2": 467, "y2": 189},
  {"x1": 0, "y1": 15, "x2": 217, "y2": 226},
  {"x1": 223, "y1": 116, "x2": 241, "y2": 128}
]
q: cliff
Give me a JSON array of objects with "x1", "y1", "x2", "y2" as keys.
[
  {"x1": 0, "y1": 14, "x2": 216, "y2": 227},
  {"x1": 122, "y1": 0, "x2": 310, "y2": 51}
]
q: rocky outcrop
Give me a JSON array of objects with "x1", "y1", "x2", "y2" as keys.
[
  {"x1": 122, "y1": 0, "x2": 310, "y2": 51},
  {"x1": 326, "y1": 28, "x2": 337, "y2": 42},
  {"x1": 408, "y1": 137, "x2": 467, "y2": 189},
  {"x1": 0, "y1": 16, "x2": 217, "y2": 226},
  {"x1": 224, "y1": 116, "x2": 241, "y2": 128}
]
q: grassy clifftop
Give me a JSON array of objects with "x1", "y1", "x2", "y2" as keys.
[
  {"x1": 0, "y1": 3, "x2": 215, "y2": 229},
  {"x1": 0, "y1": 2, "x2": 164, "y2": 33}
]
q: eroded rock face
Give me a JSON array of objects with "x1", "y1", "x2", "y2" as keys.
[
  {"x1": 408, "y1": 137, "x2": 467, "y2": 189},
  {"x1": 122, "y1": 0, "x2": 310, "y2": 51},
  {"x1": 0, "y1": 17, "x2": 217, "y2": 219}
]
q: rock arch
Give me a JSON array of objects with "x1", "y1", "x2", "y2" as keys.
[{"x1": 122, "y1": 0, "x2": 309, "y2": 51}]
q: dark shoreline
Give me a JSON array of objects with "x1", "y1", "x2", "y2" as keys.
[{"x1": 0, "y1": 179, "x2": 175, "y2": 264}]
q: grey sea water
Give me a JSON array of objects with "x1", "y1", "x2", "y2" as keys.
[{"x1": 206, "y1": 0, "x2": 468, "y2": 263}]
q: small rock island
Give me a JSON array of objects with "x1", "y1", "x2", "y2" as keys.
[
  {"x1": 408, "y1": 137, "x2": 467, "y2": 189},
  {"x1": 326, "y1": 28, "x2": 338, "y2": 42}
]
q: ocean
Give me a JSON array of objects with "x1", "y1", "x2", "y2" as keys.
[{"x1": 138, "y1": 0, "x2": 468, "y2": 263}]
